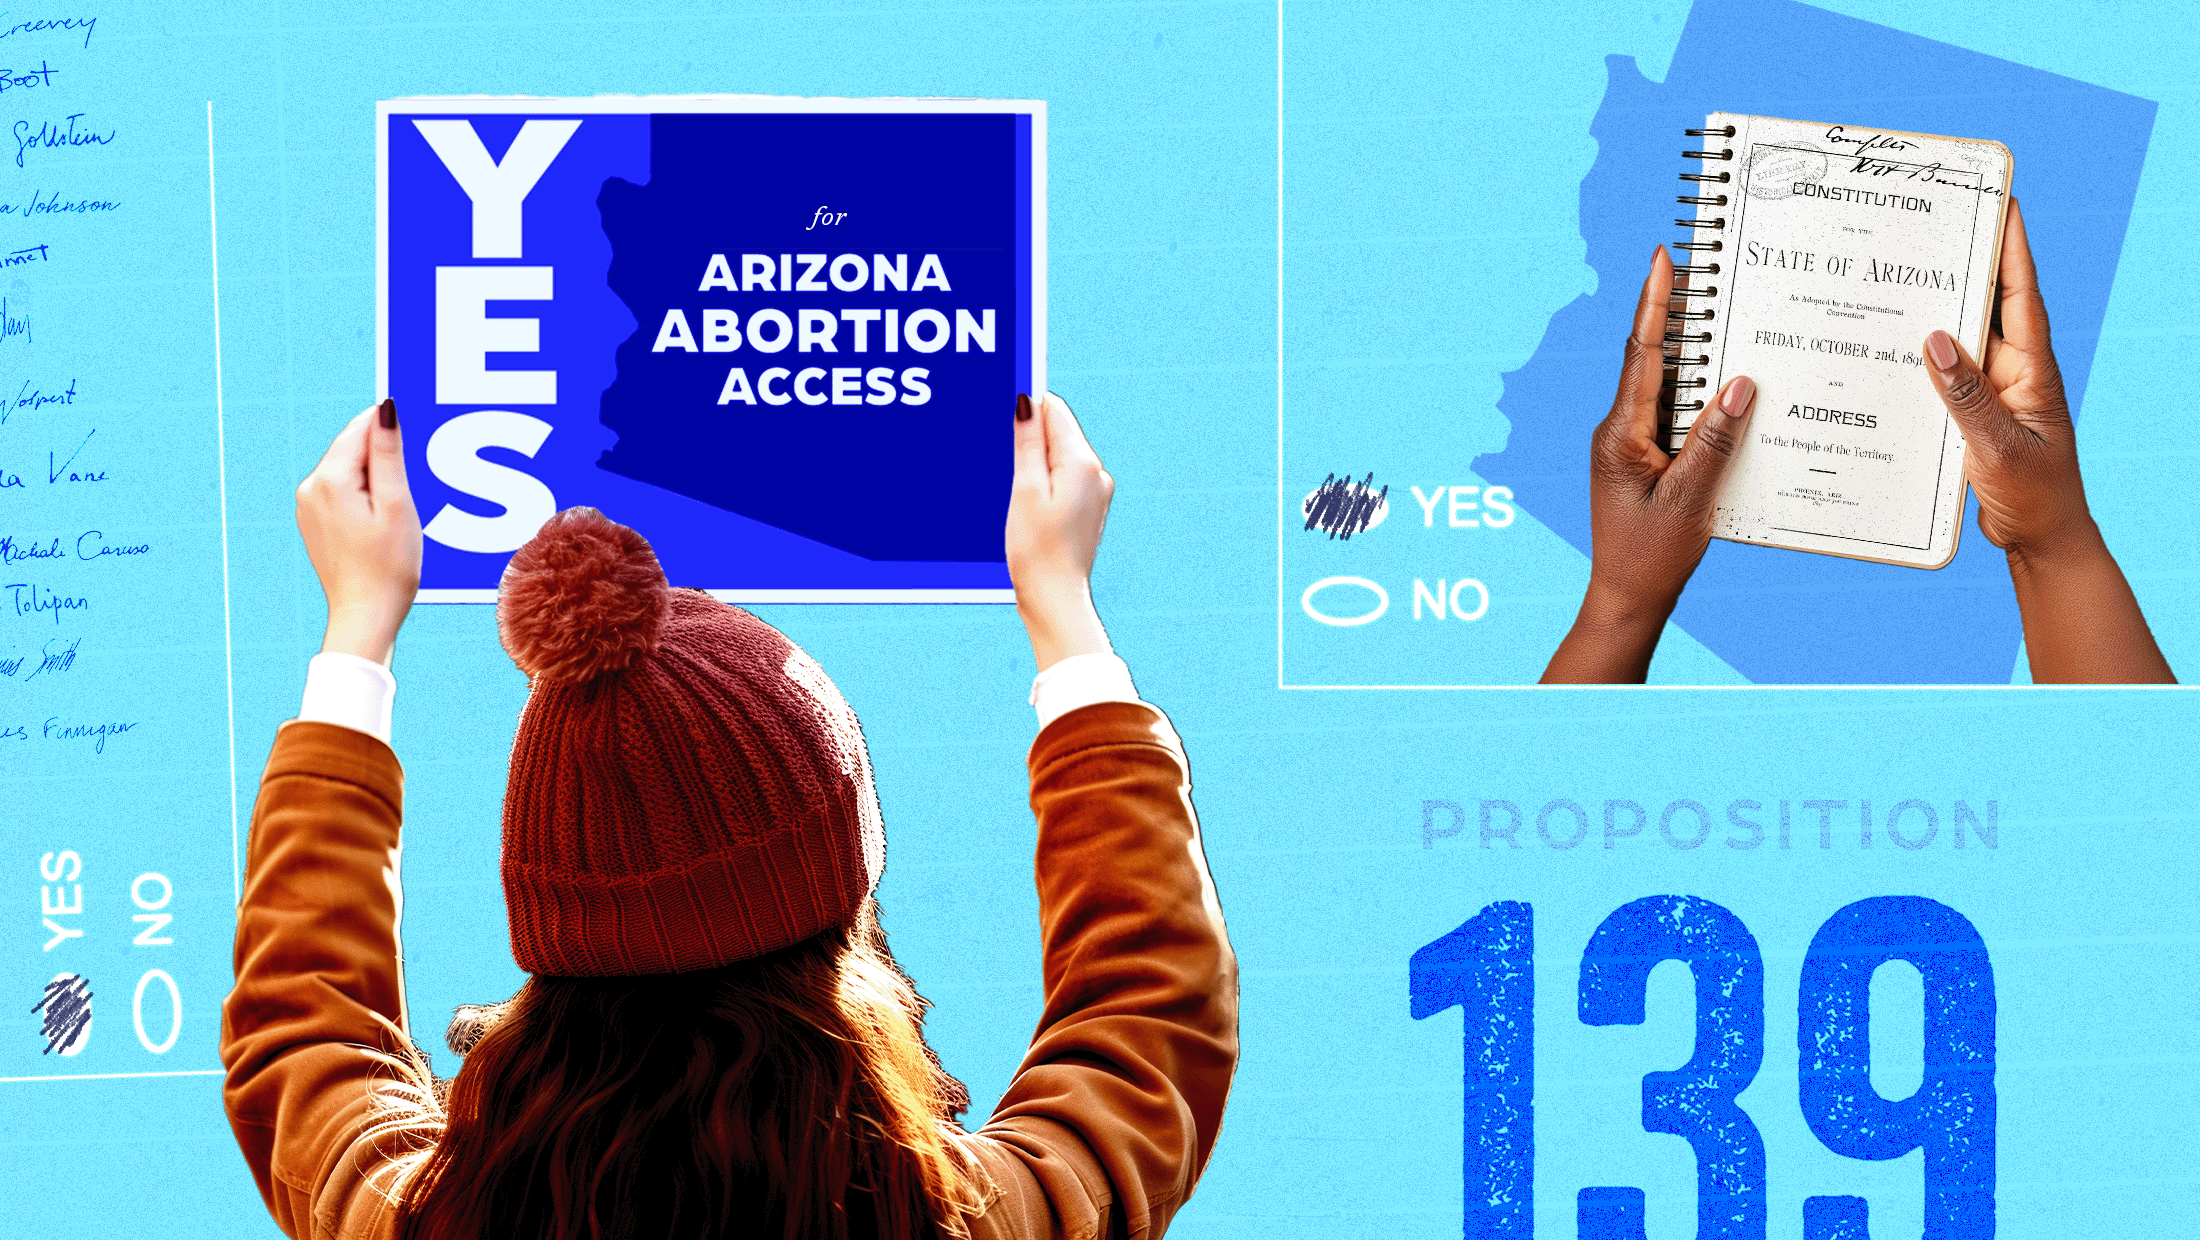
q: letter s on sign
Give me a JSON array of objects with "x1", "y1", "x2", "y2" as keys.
[{"x1": 421, "y1": 410, "x2": 558, "y2": 554}]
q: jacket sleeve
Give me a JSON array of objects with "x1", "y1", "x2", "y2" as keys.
[
  {"x1": 967, "y1": 701, "x2": 1239, "y2": 1240},
  {"x1": 220, "y1": 720, "x2": 432, "y2": 1240}
]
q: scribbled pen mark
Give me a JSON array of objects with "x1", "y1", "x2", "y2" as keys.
[
  {"x1": 1302, "y1": 472, "x2": 1387, "y2": 540},
  {"x1": 32, "y1": 973, "x2": 90, "y2": 1055}
]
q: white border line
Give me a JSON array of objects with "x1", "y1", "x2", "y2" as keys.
[
  {"x1": 207, "y1": 101, "x2": 241, "y2": 903},
  {"x1": 1278, "y1": 682, "x2": 2184, "y2": 692},
  {"x1": 417, "y1": 588, "x2": 1015, "y2": 604},
  {"x1": 1275, "y1": 0, "x2": 1286, "y2": 692},
  {"x1": 382, "y1": 94, "x2": 1045, "y2": 115},
  {"x1": 375, "y1": 98, "x2": 388, "y2": 406},
  {"x1": 1, "y1": 1068, "x2": 224, "y2": 1085},
  {"x1": 1031, "y1": 100, "x2": 1048, "y2": 404}
]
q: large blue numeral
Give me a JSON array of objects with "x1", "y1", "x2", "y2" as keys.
[
  {"x1": 1577, "y1": 896, "x2": 1767, "y2": 1240},
  {"x1": 1797, "y1": 897, "x2": 1995, "y2": 1240},
  {"x1": 1414, "y1": 896, "x2": 1995, "y2": 1240},
  {"x1": 1411, "y1": 901, "x2": 1535, "y2": 1240}
]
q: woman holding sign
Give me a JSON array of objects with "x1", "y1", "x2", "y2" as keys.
[{"x1": 220, "y1": 393, "x2": 1237, "y2": 1240}]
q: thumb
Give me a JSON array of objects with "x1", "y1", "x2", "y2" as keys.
[
  {"x1": 1658, "y1": 374, "x2": 1756, "y2": 509},
  {"x1": 1011, "y1": 391, "x2": 1049, "y2": 500},
  {"x1": 1923, "y1": 330, "x2": 2017, "y2": 450},
  {"x1": 364, "y1": 398, "x2": 412, "y2": 514}
]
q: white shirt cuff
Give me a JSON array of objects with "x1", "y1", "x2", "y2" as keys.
[
  {"x1": 298, "y1": 651, "x2": 396, "y2": 745},
  {"x1": 1030, "y1": 652, "x2": 1142, "y2": 730}
]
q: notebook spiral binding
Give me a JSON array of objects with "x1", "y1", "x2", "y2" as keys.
[{"x1": 1665, "y1": 125, "x2": 1736, "y2": 416}]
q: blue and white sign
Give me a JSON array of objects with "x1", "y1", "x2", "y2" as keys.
[{"x1": 378, "y1": 96, "x2": 1044, "y2": 601}]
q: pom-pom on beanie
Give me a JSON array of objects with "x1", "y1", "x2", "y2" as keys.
[{"x1": 495, "y1": 507, "x2": 884, "y2": 977}]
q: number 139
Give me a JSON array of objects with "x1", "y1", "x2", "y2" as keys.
[{"x1": 1409, "y1": 896, "x2": 1994, "y2": 1239}]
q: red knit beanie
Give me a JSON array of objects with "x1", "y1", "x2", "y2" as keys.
[{"x1": 494, "y1": 508, "x2": 884, "y2": 977}]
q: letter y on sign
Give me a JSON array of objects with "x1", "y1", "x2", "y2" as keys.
[{"x1": 412, "y1": 119, "x2": 581, "y2": 258}]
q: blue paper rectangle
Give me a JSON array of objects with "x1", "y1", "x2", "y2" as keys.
[{"x1": 378, "y1": 96, "x2": 1044, "y2": 602}]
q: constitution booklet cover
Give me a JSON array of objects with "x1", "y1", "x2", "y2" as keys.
[
  {"x1": 379, "y1": 95, "x2": 1044, "y2": 601},
  {"x1": 1668, "y1": 112, "x2": 2011, "y2": 569}
]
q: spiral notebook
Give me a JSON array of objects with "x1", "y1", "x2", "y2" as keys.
[{"x1": 1667, "y1": 113, "x2": 2012, "y2": 570}]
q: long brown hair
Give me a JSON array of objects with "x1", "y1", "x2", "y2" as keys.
[{"x1": 370, "y1": 902, "x2": 987, "y2": 1240}]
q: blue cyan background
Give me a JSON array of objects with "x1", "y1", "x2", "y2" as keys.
[{"x1": 3, "y1": 2, "x2": 2199, "y2": 1239}]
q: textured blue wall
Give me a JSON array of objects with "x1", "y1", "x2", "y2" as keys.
[{"x1": 3, "y1": 2, "x2": 2197, "y2": 1237}]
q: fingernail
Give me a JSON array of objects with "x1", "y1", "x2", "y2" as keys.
[
  {"x1": 1721, "y1": 375, "x2": 1756, "y2": 417},
  {"x1": 1926, "y1": 331, "x2": 1958, "y2": 371},
  {"x1": 1015, "y1": 392, "x2": 1033, "y2": 422},
  {"x1": 379, "y1": 397, "x2": 398, "y2": 429}
]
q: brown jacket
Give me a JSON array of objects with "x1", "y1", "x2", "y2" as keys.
[{"x1": 221, "y1": 701, "x2": 1237, "y2": 1240}]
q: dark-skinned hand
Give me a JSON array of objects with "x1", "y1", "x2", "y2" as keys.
[
  {"x1": 1921, "y1": 197, "x2": 2173, "y2": 683},
  {"x1": 1543, "y1": 244, "x2": 1758, "y2": 683}
]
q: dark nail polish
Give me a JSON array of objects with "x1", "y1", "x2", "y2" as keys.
[
  {"x1": 378, "y1": 397, "x2": 398, "y2": 429},
  {"x1": 1015, "y1": 392, "x2": 1033, "y2": 422}
]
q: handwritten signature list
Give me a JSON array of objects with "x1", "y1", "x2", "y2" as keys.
[
  {"x1": 0, "y1": 11, "x2": 133, "y2": 778},
  {"x1": 7, "y1": 14, "x2": 209, "y2": 1076}
]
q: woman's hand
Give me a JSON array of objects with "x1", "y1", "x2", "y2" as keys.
[
  {"x1": 1542, "y1": 245, "x2": 1759, "y2": 683},
  {"x1": 1924, "y1": 198, "x2": 2093, "y2": 560},
  {"x1": 1006, "y1": 391, "x2": 1115, "y2": 671},
  {"x1": 295, "y1": 400, "x2": 421, "y2": 667},
  {"x1": 1921, "y1": 198, "x2": 2173, "y2": 682}
]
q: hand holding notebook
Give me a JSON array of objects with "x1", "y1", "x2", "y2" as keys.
[
  {"x1": 1541, "y1": 245, "x2": 1761, "y2": 684},
  {"x1": 1544, "y1": 195, "x2": 2174, "y2": 683},
  {"x1": 1671, "y1": 113, "x2": 2013, "y2": 570},
  {"x1": 1913, "y1": 200, "x2": 2172, "y2": 683},
  {"x1": 1915, "y1": 199, "x2": 2087, "y2": 561}
]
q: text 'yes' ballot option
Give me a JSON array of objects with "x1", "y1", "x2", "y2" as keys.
[{"x1": 1295, "y1": 472, "x2": 1517, "y2": 633}]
